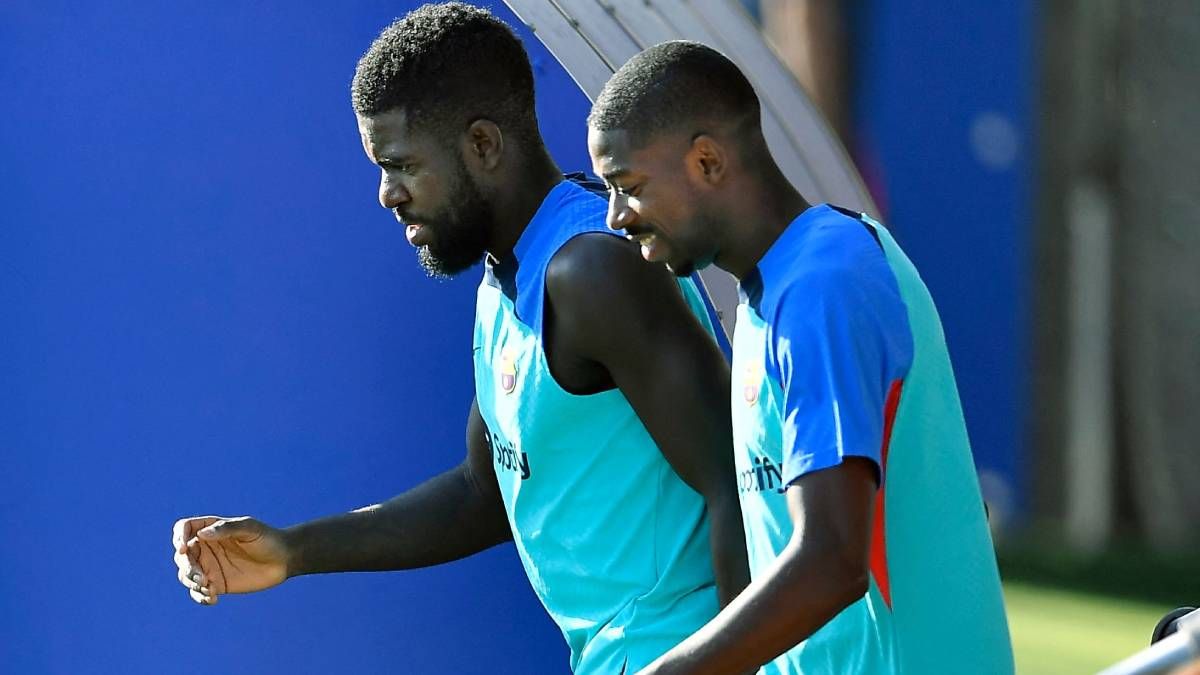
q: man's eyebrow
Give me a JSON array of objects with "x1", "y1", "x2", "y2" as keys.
[{"x1": 376, "y1": 154, "x2": 414, "y2": 167}]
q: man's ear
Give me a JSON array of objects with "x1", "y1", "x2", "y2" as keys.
[
  {"x1": 464, "y1": 119, "x2": 503, "y2": 171},
  {"x1": 685, "y1": 134, "x2": 727, "y2": 187}
]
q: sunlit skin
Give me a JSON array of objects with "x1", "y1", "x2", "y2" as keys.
[
  {"x1": 587, "y1": 123, "x2": 807, "y2": 281},
  {"x1": 587, "y1": 128, "x2": 718, "y2": 277},
  {"x1": 589, "y1": 119, "x2": 885, "y2": 675},
  {"x1": 357, "y1": 109, "x2": 560, "y2": 277},
  {"x1": 172, "y1": 108, "x2": 751, "y2": 618}
]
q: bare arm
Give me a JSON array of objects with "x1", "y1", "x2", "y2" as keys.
[
  {"x1": 285, "y1": 400, "x2": 511, "y2": 575},
  {"x1": 173, "y1": 401, "x2": 512, "y2": 603},
  {"x1": 546, "y1": 233, "x2": 750, "y2": 606},
  {"x1": 640, "y1": 458, "x2": 878, "y2": 674}
]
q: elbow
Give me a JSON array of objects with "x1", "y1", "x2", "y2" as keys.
[
  {"x1": 836, "y1": 567, "x2": 871, "y2": 609},
  {"x1": 826, "y1": 545, "x2": 872, "y2": 612},
  {"x1": 787, "y1": 543, "x2": 871, "y2": 615}
]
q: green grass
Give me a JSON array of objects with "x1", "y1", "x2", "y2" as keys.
[
  {"x1": 1005, "y1": 580, "x2": 1170, "y2": 674},
  {"x1": 998, "y1": 541, "x2": 1200, "y2": 674}
]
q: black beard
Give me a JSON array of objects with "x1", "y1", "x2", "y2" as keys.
[{"x1": 412, "y1": 168, "x2": 494, "y2": 279}]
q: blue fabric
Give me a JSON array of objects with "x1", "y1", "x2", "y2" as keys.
[
  {"x1": 732, "y1": 204, "x2": 1012, "y2": 673},
  {"x1": 741, "y1": 204, "x2": 912, "y2": 486},
  {"x1": 474, "y1": 178, "x2": 723, "y2": 673}
]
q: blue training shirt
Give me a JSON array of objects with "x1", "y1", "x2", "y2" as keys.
[{"x1": 732, "y1": 204, "x2": 1012, "y2": 674}]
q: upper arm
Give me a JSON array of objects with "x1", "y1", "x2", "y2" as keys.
[
  {"x1": 784, "y1": 457, "x2": 878, "y2": 575},
  {"x1": 545, "y1": 234, "x2": 736, "y2": 498},
  {"x1": 464, "y1": 398, "x2": 502, "y2": 503},
  {"x1": 772, "y1": 265, "x2": 911, "y2": 488}
]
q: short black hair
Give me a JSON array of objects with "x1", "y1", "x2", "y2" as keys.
[
  {"x1": 352, "y1": 2, "x2": 539, "y2": 144},
  {"x1": 588, "y1": 41, "x2": 761, "y2": 147}
]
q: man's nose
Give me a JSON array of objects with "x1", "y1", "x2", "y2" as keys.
[
  {"x1": 606, "y1": 194, "x2": 636, "y2": 231},
  {"x1": 379, "y1": 174, "x2": 410, "y2": 210}
]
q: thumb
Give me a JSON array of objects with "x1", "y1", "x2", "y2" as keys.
[{"x1": 198, "y1": 516, "x2": 260, "y2": 541}]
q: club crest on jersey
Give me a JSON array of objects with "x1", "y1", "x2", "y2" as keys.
[
  {"x1": 743, "y1": 362, "x2": 764, "y2": 406},
  {"x1": 499, "y1": 347, "x2": 518, "y2": 394}
]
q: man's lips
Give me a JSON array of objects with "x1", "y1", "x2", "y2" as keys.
[
  {"x1": 627, "y1": 231, "x2": 666, "y2": 263},
  {"x1": 405, "y1": 223, "x2": 432, "y2": 247}
]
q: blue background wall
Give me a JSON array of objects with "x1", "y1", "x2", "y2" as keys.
[
  {"x1": 0, "y1": 2, "x2": 587, "y2": 672},
  {"x1": 0, "y1": 1, "x2": 1031, "y2": 673},
  {"x1": 849, "y1": 0, "x2": 1033, "y2": 521}
]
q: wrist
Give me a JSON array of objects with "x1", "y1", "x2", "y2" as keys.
[{"x1": 280, "y1": 524, "x2": 307, "y2": 578}]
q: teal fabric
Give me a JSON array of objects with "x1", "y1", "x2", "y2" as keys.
[
  {"x1": 732, "y1": 303, "x2": 894, "y2": 675},
  {"x1": 472, "y1": 179, "x2": 722, "y2": 673},
  {"x1": 731, "y1": 206, "x2": 1013, "y2": 673}
]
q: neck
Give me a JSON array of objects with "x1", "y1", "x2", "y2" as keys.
[
  {"x1": 715, "y1": 167, "x2": 810, "y2": 280},
  {"x1": 487, "y1": 147, "x2": 562, "y2": 260}
]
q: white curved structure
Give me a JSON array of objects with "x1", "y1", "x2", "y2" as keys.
[{"x1": 505, "y1": 0, "x2": 877, "y2": 335}]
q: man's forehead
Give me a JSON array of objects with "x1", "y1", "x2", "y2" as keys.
[
  {"x1": 591, "y1": 127, "x2": 659, "y2": 176},
  {"x1": 359, "y1": 109, "x2": 419, "y2": 142},
  {"x1": 590, "y1": 126, "x2": 683, "y2": 176},
  {"x1": 588, "y1": 126, "x2": 630, "y2": 157},
  {"x1": 359, "y1": 109, "x2": 431, "y2": 158}
]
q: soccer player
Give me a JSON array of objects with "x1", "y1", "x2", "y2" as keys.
[
  {"x1": 172, "y1": 9, "x2": 749, "y2": 673},
  {"x1": 587, "y1": 41, "x2": 1013, "y2": 674}
]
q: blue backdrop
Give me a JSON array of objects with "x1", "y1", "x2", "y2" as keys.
[
  {"x1": 0, "y1": 2, "x2": 586, "y2": 673},
  {"x1": 850, "y1": 0, "x2": 1033, "y2": 523},
  {"x1": 1, "y1": 2, "x2": 1031, "y2": 673}
]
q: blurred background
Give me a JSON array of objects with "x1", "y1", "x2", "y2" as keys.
[
  {"x1": 744, "y1": 1, "x2": 1199, "y2": 672},
  {"x1": 1, "y1": 1, "x2": 1195, "y2": 673}
]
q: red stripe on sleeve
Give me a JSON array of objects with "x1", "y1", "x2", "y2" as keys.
[{"x1": 869, "y1": 379, "x2": 904, "y2": 609}]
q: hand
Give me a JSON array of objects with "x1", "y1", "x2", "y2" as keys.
[{"x1": 172, "y1": 515, "x2": 291, "y2": 605}]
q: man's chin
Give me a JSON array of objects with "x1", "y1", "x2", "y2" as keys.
[
  {"x1": 665, "y1": 260, "x2": 696, "y2": 278},
  {"x1": 667, "y1": 251, "x2": 717, "y2": 278},
  {"x1": 416, "y1": 246, "x2": 483, "y2": 279}
]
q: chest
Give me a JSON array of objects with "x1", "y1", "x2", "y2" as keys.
[{"x1": 730, "y1": 304, "x2": 786, "y2": 492}]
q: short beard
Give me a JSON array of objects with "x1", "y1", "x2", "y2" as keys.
[{"x1": 414, "y1": 165, "x2": 493, "y2": 279}]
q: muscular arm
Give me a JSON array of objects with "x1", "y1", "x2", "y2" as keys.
[
  {"x1": 285, "y1": 400, "x2": 512, "y2": 576},
  {"x1": 546, "y1": 233, "x2": 749, "y2": 606},
  {"x1": 641, "y1": 458, "x2": 878, "y2": 674}
]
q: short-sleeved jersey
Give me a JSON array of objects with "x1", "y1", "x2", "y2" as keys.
[
  {"x1": 473, "y1": 177, "x2": 724, "y2": 674},
  {"x1": 731, "y1": 204, "x2": 1013, "y2": 674}
]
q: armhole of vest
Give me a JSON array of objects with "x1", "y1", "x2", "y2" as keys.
[{"x1": 536, "y1": 230, "x2": 627, "y2": 396}]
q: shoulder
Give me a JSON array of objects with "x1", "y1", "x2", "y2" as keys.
[
  {"x1": 545, "y1": 231, "x2": 657, "y2": 305},
  {"x1": 544, "y1": 232, "x2": 699, "y2": 358},
  {"x1": 764, "y1": 210, "x2": 894, "y2": 313}
]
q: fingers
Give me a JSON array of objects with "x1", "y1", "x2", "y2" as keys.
[
  {"x1": 171, "y1": 513, "x2": 262, "y2": 606},
  {"x1": 190, "y1": 588, "x2": 217, "y2": 606},
  {"x1": 175, "y1": 541, "x2": 220, "y2": 605},
  {"x1": 174, "y1": 541, "x2": 208, "y2": 584},
  {"x1": 197, "y1": 515, "x2": 260, "y2": 542},
  {"x1": 177, "y1": 565, "x2": 211, "y2": 596},
  {"x1": 175, "y1": 553, "x2": 215, "y2": 605},
  {"x1": 172, "y1": 516, "x2": 221, "y2": 554}
]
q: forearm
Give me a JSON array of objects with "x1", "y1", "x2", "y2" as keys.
[
  {"x1": 284, "y1": 464, "x2": 512, "y2": 576},
  {"x1": 705, "y1": 491, "x2": 750, "y2": 607},
  {"x1": 649, "y1": 542, "x2": 867, "y2": 674}
]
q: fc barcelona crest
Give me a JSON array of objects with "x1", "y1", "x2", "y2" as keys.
[{"x1": 499, "y1": 347, "x2": 518, "y2": 394}]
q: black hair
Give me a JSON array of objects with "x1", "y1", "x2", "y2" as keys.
[
  {"x1": 352, "y1": 2, "x2": 540, "y2": 145},
  {"x1": 588, "y1": 40, "x2": 761, "y2": 147}
]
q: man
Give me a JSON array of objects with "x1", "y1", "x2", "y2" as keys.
[
  {"x1": 172, "y1": 8, "x2": 749, "y2": 673},
  {"x1": 587, "y1": 41, "x2": 1013, "y2": 674}
]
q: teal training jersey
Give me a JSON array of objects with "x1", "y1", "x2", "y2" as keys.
[
  {"x1": 731, "y1": 205, "x2": 1013, "y2": 674},
  {"x1": 473, "y1": 177, "x2": 722, "y2": 674}
]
